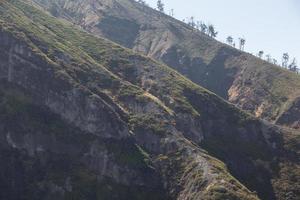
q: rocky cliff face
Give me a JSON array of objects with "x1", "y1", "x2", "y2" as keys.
[
  {"x1": 33, "y1": 0, "x2": 300, "y2": 129},
  {"x1": 0, "y1": 1, "x2": 299, "y2": 200},
  {"x1": 0, "y1": 22, "x2": 167, "y2": 200},
  {"x1": 276, "y1": 97, "x2": 300, "y2": 129}
]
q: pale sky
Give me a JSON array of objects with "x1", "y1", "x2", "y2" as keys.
[{"x1": 145, "y1": 0, "x2": 300, "y2": 63}]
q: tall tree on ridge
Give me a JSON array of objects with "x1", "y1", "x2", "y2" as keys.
[
  {"x1": 288, "y1": 58, "x2": 298, "y2": 72},
  {"x1": 196, "y1": 21, "x2": 201, "y2": 30},
  {"x1": 169, "y1": 9, "x2": 174, "y2": 17},
  {"x1": 282, "y1": 53, "x2": 289, "y2": 68},
  {"x1": 266, "y1": 54, "x2": 272, "y2": 62},
  {"x1": 200, "y1": 22, "x2": 207, "y2": 34},
  {"x1": 239, "y1": 38, "x2": 246, "y2": 51},
  {"x1": 291, "y1": 59, "x2": 299, "y2": 73},
  {"x1": 226, "y1": 36, "x2": 233, "y2": 46},
  {"x1": 258, "y1": 51, "x2": 264, "y2": 58},
  {"x1": 208, "y1": 24, "x2": 218, "y2": 38},
  {"x1": 157, "y1": 0, "x2": 164, "y2": 13},
  {"x1": 189, "y1": 16, "x2": 196, "y2": 29}
]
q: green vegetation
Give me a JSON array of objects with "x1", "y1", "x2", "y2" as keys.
[
  {"x1": 129, "y1": 114, "x2": 171, "y2": 135},
  {"x1": 157, "y1": 150, "x2": 259, "y2": 200},
  {"x1": 0, "y1": 1, "x2": 299, "y2": 200},
  {"x1": 118, "y1": 84, "x2": 144, "y2": 99},
  {"x1": 0, "y1": 0, "x2": 200, "y2": 118},
  {"x1": 0, "y1": 0, "x2": 247, "y2": 123},
  {"x1": 105, "y1": 139, "x2": 151, "y2": 168}
]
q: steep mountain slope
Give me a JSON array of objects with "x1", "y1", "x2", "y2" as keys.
[
  {"x1": 33, "y1": 0, "x2": 300, "y2": 129},
  {"x1": 0, "y1": 1, "x2": 299, "y2": 200}
]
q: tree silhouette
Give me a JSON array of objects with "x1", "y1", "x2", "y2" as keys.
[
  {"x1": 291, "y1": 59, "x2": 299, "y2": 73},
  {"x1": 288, "y1": 58, "x2": 297, "y2": 72},
  {"x1": 226, "y1": 36, "x2": 233, "y2": 46},
  {"x1": 188, "y1": 16, "x2": 196, "y2": 29},
  {"x1": 200, "y1": 22, "x2": 207, "y2": 34},
  {"x1": 196, "y1": 21, "x2": 201, "y2": 30},
  {"x1": 266, "y1": 54, "x2": 272, "y2": 62},
  {"x1": 169, "y1": 9, "x2": 174, "y2": 17},
  {"x1": 157, "y1": 0, "x2": 164, "y2": 13},
  {"x1": 282, "y1": 53, "x2": 289, "y2": 68},
  {"x1": 208, "y1": 24, "x2": 218, "y2": 38},
  {"x1": 258, "y1": 51, "x2": 264, "y2": 58},
  {"x1": 238, "y1": 38, "x2": 246, "y2": 51}
]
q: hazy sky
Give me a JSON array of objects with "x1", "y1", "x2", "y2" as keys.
[{"x1": 146, "y1": 0, "x2": 300, "y2": 63}]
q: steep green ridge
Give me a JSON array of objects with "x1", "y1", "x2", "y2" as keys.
[
  {"x1": 0, "y1": 1, "x2": 299, "y2": 199},
  {"x1": 0, "y1": 82, "x2": 166, "y2": 200},
  {"x1": 34, "y1": 0, "x2": 300, "y2": 129}
]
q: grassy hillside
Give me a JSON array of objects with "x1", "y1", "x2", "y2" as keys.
[
  {"x1": 0, "y1": 0, "x2": 299, "y2": 199},
  {"x1": 34, "y1": 0, "x2": 300, "y2": 129}
]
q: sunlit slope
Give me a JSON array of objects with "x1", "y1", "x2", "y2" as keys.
[{"x1": 32, "y1": 0, "x2": 300, "y2": 129}]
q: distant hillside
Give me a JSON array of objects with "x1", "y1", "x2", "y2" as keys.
[
  {"x1": 33, "y1": 0, "x2": 300, "y2": 129},
  {"x1": 0, "y1": 0, "x2": 299, "y2": 200}
]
